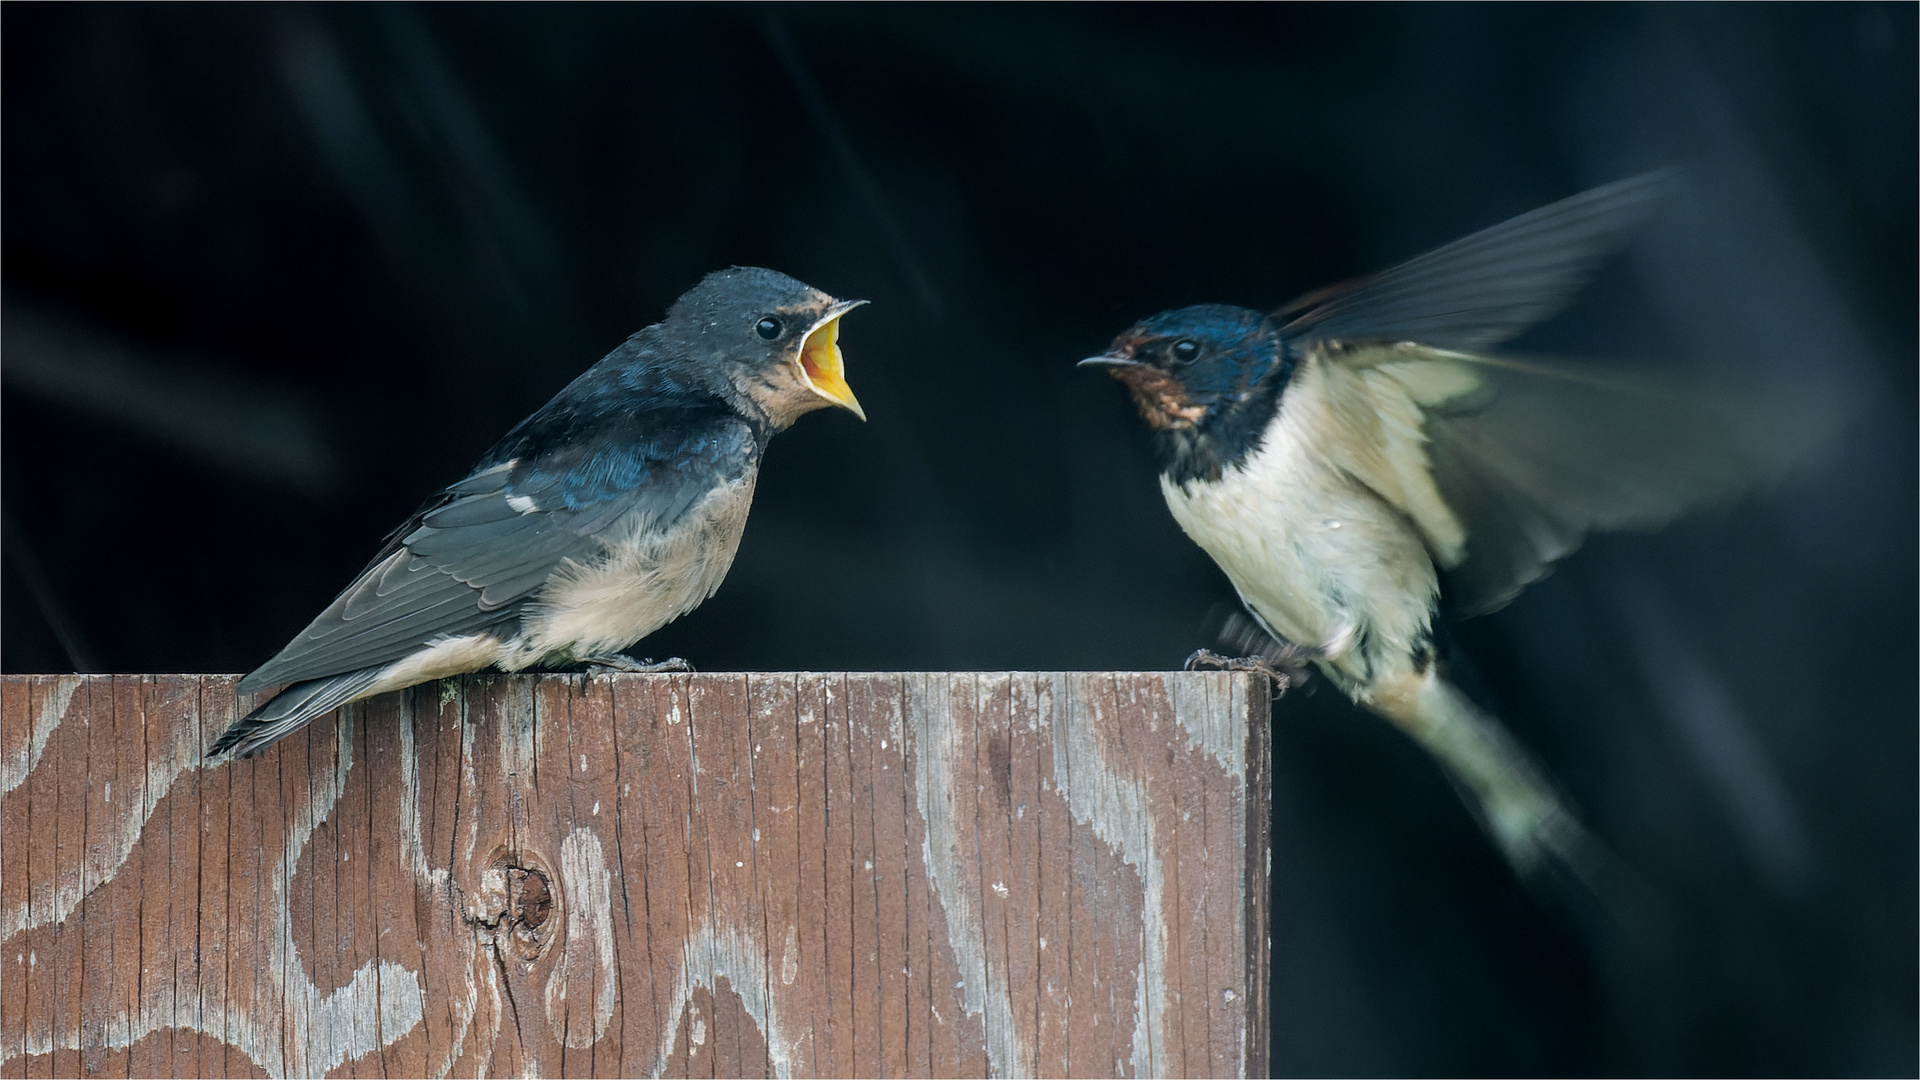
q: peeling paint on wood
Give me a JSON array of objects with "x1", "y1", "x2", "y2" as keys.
[
  {"x1": 549, "y1": 827, "x2": 618, "y2": 1049},
  {"x1": 0, "y1": 671, "x2": 1270, "y2": 1078},
  {"x1": 0, "y1": 675, "x2": 75, "y2": 796}
]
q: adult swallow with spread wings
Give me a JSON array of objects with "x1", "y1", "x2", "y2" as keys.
[
  {"x1": 210, "y1": 267, "x2": 866, "y2": 760},
  {"x1": 1083, "y1": 173, "x2": 1754, "y2": 891}
]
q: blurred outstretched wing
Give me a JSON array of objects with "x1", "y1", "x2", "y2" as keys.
[
  {"x1": 1315, "y1": 345, "x2": 1756, "y2": 616},
  {"x1": 239, "y1": 408, "x2": 757, "y2": 691},
  {"x1": 1278, "y1": 171, "x2": 1679, "y2": 353}
]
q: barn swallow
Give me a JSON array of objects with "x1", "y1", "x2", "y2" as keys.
[
  {"x1": 1084, "y1": 173, "x2": 1754, "y2": 892},
  {"x1": 209, "y1": 267, "x2": 866, "y2": 760}
]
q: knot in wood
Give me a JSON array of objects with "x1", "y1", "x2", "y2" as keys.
[
  {"x1": 467, "y1": 849, "x2": 561, "y2": 964},
  {"x1": 508, "y1": 867, "x2": 551, "y2": 931},
  {"x1": 0, "y1": 671, "x2": 1274, "y2": 1077},
  {"x1": 503, "y1": 863, "x2": 555, "y2": 960}
]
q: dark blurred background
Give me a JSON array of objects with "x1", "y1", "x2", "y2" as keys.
[{"x1": 3, "y1": 4, "x2": 1913, "y2": 1075}]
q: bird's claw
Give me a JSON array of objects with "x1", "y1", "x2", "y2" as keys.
[
  {"x1": 582, "y1": 654, "x2": 695, "y2": 676},
  {"x1": 1184, "y1": 647, "x2": 1271, "y2": 675},
  {"x1": 1184, "y1": 647, "x2": 1303, "y2": 691}
]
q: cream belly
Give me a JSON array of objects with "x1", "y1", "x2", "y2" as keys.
[
  {"x1": 351, "y1": 474, "x2": 758, "y2": 702},
  {"x1": 509, "y1": 474, "x2": 759, "y2": 666},
  {"x1": 1160, "y1": 392, "x2": 1438, "y2": 691}
]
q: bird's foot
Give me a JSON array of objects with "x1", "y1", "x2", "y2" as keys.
[
  {"x1": 1184, "y1": 647, "x2": 1279, "y2": 676},
  {"x1": 1184, "y1": 647, "x2": 1307, "y2": 691},
  {"x1": 1190, "y1": 608, "x2": 1318, "y2": 692},
  {"x1": 581, "y1": 654, "x2": 695, "y2": 676}
]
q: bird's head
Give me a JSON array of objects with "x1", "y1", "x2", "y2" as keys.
[
  {"x1": 1080, "y1": 304, "x2": 1290, "y2": 432},
  {"x1": 666, "y1": 266, "x2": 868, "y2": 430}
]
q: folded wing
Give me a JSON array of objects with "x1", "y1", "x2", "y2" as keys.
[{"x1": 239, "y1": 406, "x2": 757, "y2": 692}]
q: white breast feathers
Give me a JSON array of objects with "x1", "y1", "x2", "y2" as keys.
[{"x1": 1160, "y1": 355, "x2": 1443, "y2": 690}]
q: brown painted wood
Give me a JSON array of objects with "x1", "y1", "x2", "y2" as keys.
[{"x1": 0, "y1": 671, "x2": 1271, "y2": 1079}]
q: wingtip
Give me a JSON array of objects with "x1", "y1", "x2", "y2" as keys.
[
  {"x1": 209, "y1": 667, "x2": 384, "y2": 763},
  {"x1": 206, "y1": 693, "x2": 275, "y2": 761},
  {"x1": 1275, "y1": 168, "x2": 1691, "y2": 351},
  {"x1": 204, "y1": 723, "x2": 253, "y2": 763}
]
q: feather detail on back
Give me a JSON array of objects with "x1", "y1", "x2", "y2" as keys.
[{"x1": 240, "y1": 414, "x2": 763, "y2": 693}]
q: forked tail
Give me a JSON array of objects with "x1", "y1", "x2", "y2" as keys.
[
  {"x1": 207, "y1": 667, "x2": 383, "y2": 761},
  {"x1": 1368, "y1": 667, "x2": 1646, "y2": 920}
]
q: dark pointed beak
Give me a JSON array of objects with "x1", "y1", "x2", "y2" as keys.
[{"x1": 1078, "y1": 354, "x2": 1145, "y2": 371}]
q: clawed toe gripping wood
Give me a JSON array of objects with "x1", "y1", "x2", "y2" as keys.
[{"x1": 1, "y1": 672, "x2": 1271, "y2": 1078}]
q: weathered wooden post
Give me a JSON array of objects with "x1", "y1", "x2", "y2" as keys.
[{"x1": 1, "y1": 672, "x2": 1270, "y2": 1078}]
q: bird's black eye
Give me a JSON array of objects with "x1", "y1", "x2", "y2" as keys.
[
  {"x1": 1170, "y1": 339, "x2": 1201, "y2": 365},
  {"x1": 755, "y1": 316, "x2": 783, "y2": 340}
]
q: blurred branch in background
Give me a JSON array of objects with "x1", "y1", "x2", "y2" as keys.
[
  {"x1": 2, "y1": 299, "x2": 340, "y2": 496},
  {"x1": 764, "y1": 13, "x2": 948, "y2": 323},
  {"x1": 273, "y1": 5, "x2": 571, "y2": 353},
  {"x1": 372, "y1": 4, "x2": 567, "y2": 321},
  {"x1": 1607, "y1": 570, "x2": 1816, "y2": 899},
  {"x1": 272, "y1": 7, "x2": 417, "y2": 246},
  {"x1": 1, "y1": 506, "x2": 96, "y2": 673}
]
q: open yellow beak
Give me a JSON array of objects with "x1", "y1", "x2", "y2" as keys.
[{"x1": 796, "y1": 300, "x2": 868, "y2": 420}]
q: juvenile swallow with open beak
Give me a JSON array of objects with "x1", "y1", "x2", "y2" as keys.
[
  {"x1": 210, "y1": 267, "x2": 866, "y2": 759},
  {"x1": 1084, "y1": 173, "x2": 1757, "y2": 893}
]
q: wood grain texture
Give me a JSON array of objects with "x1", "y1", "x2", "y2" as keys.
[{"x1": 0, "y1": 672, "x2": 1271, "y2": 1079}]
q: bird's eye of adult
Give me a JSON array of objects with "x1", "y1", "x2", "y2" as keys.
[
  {"x1": 755, "y1": 316, "x2": 783, "y2": 340},
  {"x1": 1170, "y1": 339, "x2": 1200, "y2": 364}
]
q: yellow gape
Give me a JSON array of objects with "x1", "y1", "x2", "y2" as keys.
[{"x1": 797, "y1": 309, "x2": 866, "y2": 420}]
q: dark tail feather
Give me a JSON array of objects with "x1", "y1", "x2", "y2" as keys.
[
  {"x1": 1370, "y1": 667, "x2": 1658, "y2": 928},
  {"x1": 208, "y1": 667, "x2": 383, "y2": 761}
]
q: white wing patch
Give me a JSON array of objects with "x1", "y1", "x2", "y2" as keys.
[{"x1": 506, "y1": 494, "x2": 538, "y2": 514}]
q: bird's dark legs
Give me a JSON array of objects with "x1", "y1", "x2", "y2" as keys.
[
  {"x1": 580, "y1": 653, "x2": 695, "y2": 675},
  {"x1": 1187, "y1": 609, "x2": 1316, "y2": 689},
  {"x1": 570, "y1": 654, "x2": 694, "y2": 691},
  {"x1": 1184, "y1": 647, "x2": 1305, "y2": 689}
]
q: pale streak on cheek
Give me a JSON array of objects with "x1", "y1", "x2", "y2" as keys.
[
  {"x1": 1132, "y1": 392, "x2": 1209, "y2": 429},
  {"x1": 743, "y1": 355, "x2": 829, "y2": 430},
  {"x1": 1160, "y1": 397, "x2": 1209, "y2": 424}
]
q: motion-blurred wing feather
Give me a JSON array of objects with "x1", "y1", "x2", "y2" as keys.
[
  {"x1": 1279, "y1": 171, "x2": 1678, "y2": 353},
  {"x1": 1322, "y1": 343, "x2": 1756, "y2": 616},
  {"x1": 1420, "y1": 354, "x2": 1755, "y2": 613}
]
